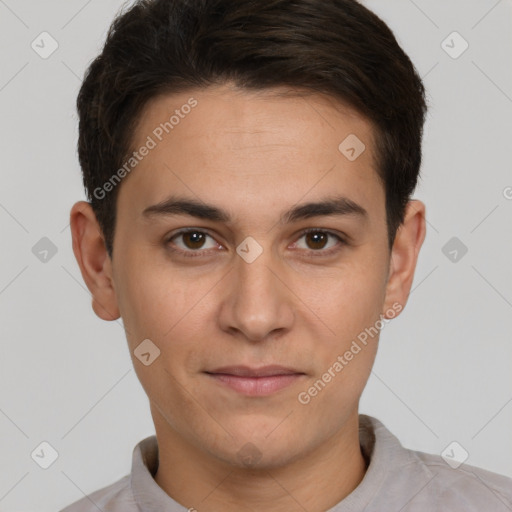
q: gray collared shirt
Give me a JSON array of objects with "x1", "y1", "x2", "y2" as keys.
[{"x1": 60, "y1": 414, "x2": 512, "y2": 511}]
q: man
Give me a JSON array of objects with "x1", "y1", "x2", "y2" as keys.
[{"x1": 62, "y1": 0, "x2": 512, "y2": 510}]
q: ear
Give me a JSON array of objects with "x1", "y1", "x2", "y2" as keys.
[
  {"x1": 382, "y1": 200, "x2": 426, "y2": 318},
  {"x1": 69, "y1": 201, "x2": 120, "y2": 321}
]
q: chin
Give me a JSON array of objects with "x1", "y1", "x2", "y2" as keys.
[{"x1": 209, "y1": 422, "x2": 306, "y2": 470}]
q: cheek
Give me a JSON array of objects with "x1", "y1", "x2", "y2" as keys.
[
  {"x1": 302, "y1": 260, "x2": 387, "y2": 334},
  {"x1": 114, "y1": 250, "x2": 201, "y2": 340},
  {"x1": 297, "y1": 264, "x2": 387, "y2": 394},
  {"x1": 115, "y1": 256, "x2": 218, "y2": 384}
]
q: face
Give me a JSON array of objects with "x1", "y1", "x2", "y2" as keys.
[{"x1": 71, "y1": 83, "x2": 425, "y2": 470}]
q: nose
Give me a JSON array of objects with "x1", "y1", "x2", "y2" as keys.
[{"x1": 217, "y1": 248, "x2": 295, "y2": 343}]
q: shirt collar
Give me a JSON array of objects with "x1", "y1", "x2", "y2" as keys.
[{"x1": 128, "y1": 414, "x2": 432, "y2": 511}]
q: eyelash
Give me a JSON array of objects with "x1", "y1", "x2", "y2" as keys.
[{"x1": 165, "y1": 228, "x2": 347, "y2": 259}]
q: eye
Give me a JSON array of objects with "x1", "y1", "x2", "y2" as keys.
[
  {"x1": 292, "y1": 229, "x2": 345, "y2": 256},
  {"x1": 165, "y1": 228, "x2": 346, "y2": 259},
  {"x1": 166, "y1": 229, "x2": 221, "y2": 257}
]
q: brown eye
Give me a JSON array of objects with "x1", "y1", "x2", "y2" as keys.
[
  {"x1": 182, "y1": 231, "x2": 207, "y2": 249},
  {"x1": 293, "y1": 229, "x2": 345, "y2": 256},
  {"x1": 304, "y1": 231, "x2": 329, "y2": 250},
  {"x1": 167, "y1": 230, "x2": 219, "y2": 255}
]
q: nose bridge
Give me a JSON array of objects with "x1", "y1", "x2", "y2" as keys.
[
  {"x1": 237, "y1": 250, "x2": 277, "y2": 301},
  {"x1": 219, "y1": 243, "x2": 294, "y2": 341}
]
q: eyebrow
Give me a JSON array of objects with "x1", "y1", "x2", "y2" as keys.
[{"x1": 142, "y1": 195, "x2": 368, "y2": 224}]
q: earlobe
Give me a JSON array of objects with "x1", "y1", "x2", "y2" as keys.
[
  {"x1": 382, "y1": 200, "x2": 426, "y2": 318},
  {"x1": 70, "y1": 201, "x2": 121, "y2": 321}
]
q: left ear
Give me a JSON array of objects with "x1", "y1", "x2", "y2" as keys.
[{"x1": 382, "y1": 200, "x2": 426, "y2": 318}]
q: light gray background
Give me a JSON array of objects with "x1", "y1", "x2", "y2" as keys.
[{"x1": 0, "y1": 0, "x2": 511, "y2": 510}]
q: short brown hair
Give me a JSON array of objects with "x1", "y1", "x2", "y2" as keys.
[{"x1": 77, "y1": 0, "x2": 427, "y2": 258}]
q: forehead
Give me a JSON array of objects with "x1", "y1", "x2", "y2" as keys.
[
  {"x1": 117, "y1": 84, "x2": 385, "y2": 228},
  {"x1": 134, "y1": 84, "x2": 375, "y2": 153}
]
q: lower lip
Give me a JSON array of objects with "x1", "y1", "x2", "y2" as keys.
[{"x1": 206, "y1": 373, "x2": 304, "y2": 396}]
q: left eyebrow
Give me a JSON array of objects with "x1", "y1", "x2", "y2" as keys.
[
  {"x1": 142, "y1": 195, "x2": 368, "y2": 224},
  {"x1": 282, "y1": 196, "x2": 368, "y2": 224}
]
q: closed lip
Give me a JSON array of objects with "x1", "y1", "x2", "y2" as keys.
[{"x1": 204, "y1": 365, "x2": 305, "y2": 377}]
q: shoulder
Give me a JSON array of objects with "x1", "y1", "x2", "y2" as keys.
[
  {"x1": 359, "y1": 415, "x2": 512, "y2": 512},
  {"x1": 59, "y1": 474, "x2": 136, "y2": 512},
  {"x1": 414, "y1": 450, "x2": 512, "y2": 510}
]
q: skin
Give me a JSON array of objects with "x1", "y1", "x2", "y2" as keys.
[{"x1": 70, "y1": 83, "x2": 426, "y2": 512}]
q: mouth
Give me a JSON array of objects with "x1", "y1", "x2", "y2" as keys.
[{"x1": 204, "y1": 365, "x2": 306, "y2": 396}]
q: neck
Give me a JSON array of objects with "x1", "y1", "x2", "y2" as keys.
[{"x1": 152, "y1": 409, "x2": 367, "y2": 512}]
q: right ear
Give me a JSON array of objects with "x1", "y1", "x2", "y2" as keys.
[{"x1": 69, "y1": 201, "x2": 120, "y2": 321}]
